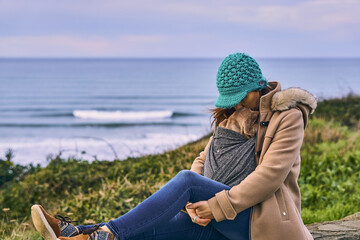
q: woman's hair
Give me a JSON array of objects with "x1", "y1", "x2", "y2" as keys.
[
  {"x1": 208, "y1": 107, "x2": 236, "y2": 132},
  {"x1": 209, "y1": 89, "x2": 263, "y2": 132}
]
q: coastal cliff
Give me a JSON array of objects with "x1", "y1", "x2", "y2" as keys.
[{"x1": 1, "y1": 94, "x2": 359, "y2": 239}]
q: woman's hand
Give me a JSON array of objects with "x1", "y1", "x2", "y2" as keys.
[
  {"x1": 185, "y1": 202, "x2": 212, "y2": 227},
  {"x1": 186, "y1": 201, "x2": 214, "y2": 226}
]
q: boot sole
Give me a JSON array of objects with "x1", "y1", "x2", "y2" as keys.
[{"x1": 31, "y1": 205, "x2": 57, "y2": 240}]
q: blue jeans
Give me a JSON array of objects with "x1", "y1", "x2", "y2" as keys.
[{"x1": 76, "y1": 170, "x2": 251, "y2": 240}]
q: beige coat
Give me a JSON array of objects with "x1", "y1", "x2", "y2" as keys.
[{"x1": 190, "y1": 81, "x2": 317, "y2": 240}]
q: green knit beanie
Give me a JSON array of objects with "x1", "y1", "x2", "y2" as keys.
[{"x1": 215, "y1": 53, "x2": 269, "y2": 108}]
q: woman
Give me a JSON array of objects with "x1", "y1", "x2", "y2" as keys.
[{"x1": 31, "y1": 53, "x2": 317, "y2": 240}]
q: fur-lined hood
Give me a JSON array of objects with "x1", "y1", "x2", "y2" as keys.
[
  {"x1": 258, "y1": 81, "x2": 318, "y2": 130},
  {"x1": 271, "y1": 87, "x2": 318, "y2": 114}
]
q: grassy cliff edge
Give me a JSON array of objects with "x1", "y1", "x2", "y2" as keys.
[{"x1": 1, "y1": 94, "x2": 359, "y2": 239}]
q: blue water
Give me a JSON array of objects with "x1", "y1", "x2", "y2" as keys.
[{"x1": 0, "y1": 58, "x2": 359, "y2": 165}]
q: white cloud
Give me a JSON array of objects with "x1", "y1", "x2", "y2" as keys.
[
  {"x1": 0, "y1": 35, "x2": 168, "y2": 57},
  {"x1": 0, "y1": 0, "x2": 359, "y2": 57},
  {"x1": 149, "y1": 0, "x2": 359, "y2": 33},
  {"x1": 0, "y1": 33, "x2": 248, "y2": 57},
  {"x1": 2, "y1": 0, "x2": 359, "y2": 32},
  {"x1": 224, "y1": 0, "x2": 360, "y2": 32}
]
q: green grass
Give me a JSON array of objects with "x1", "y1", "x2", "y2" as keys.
[
  {"x1": 310, "y1": 93, "x2": 360, "y2": 128},
  {"x1": 299, "y1": 120, "x2": 360, "y2": 223},
  {"x1": 1, "y1": 93, "x2": 359, "y2": 239}
]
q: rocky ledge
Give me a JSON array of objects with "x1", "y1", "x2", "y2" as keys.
[{"x1": 306, "y1": 212, "x2": 360, "y2": 239}]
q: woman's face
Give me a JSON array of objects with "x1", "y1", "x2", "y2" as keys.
[{"x1": 234, "y1": 90, "x2": 260, "y2": 110}]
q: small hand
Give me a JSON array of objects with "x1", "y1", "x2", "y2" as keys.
[
  {"x1": 186, "y1": 201, "x2": 214, "y2": 224},
  {"x1": 186, "y1": 206, "x2": 211, "y2": 227}
]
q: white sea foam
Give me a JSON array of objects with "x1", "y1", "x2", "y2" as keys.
[
  {"x1": 0, "y1": 132, "x2": 206, "y2": 166},
  {"x1": 73, "y1": 110, "x2": 173, "y2": 120}
]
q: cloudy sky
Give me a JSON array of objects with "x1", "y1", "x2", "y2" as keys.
[{"x1": 0, "y1": 0, "x2": 359, "y2": 58}]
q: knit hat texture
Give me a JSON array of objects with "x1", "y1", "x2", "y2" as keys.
[{"x1": 215, "y1": 53, "x2": 269, "y2": 108}]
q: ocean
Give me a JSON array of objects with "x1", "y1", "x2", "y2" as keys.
[{"x1": 0, "y1": 58, "x2": 359, "y2": 165}]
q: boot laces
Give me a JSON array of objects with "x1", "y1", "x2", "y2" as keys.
[
  {"x1": 80, "y1": 224, "x2": 101, "y2": 235},
  {"x1": 55, "y1": 214, "x2": 81, "y2": 224}
]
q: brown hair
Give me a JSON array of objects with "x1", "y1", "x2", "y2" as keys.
[
  {"x1": 209, "y1": 89, "x2": 262, "y2": 133},
  {"x1": 208, "y1": 107, "x2": 236, "y2": 133}
]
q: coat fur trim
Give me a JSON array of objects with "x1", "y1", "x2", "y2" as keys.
[{"x1": 271, "y1": 87, "x2": 317, "y2": 114}]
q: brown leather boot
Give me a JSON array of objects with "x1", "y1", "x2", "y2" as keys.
[
  {"x1": 31, "y1": 204, "x2": 80, "y2": 240},
  {"x1": 57, "y1": 225, "x2": 118, "y2": 240}
]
